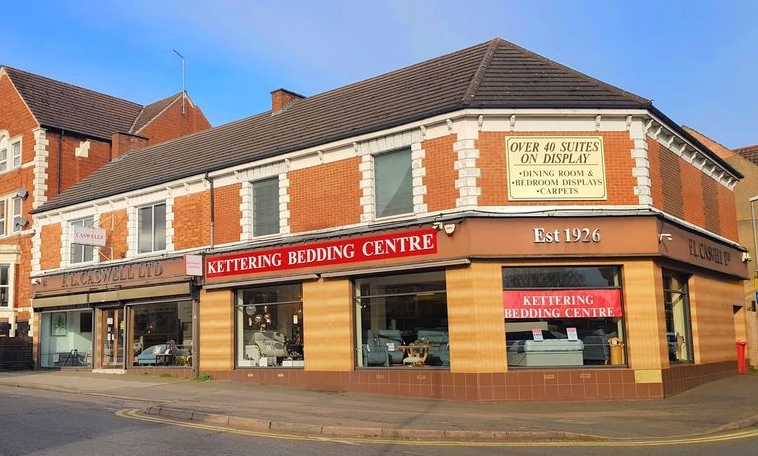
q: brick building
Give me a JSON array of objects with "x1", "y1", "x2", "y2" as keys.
[
  {"x1": 28, "y1": 39, "x2": 749, "y2": 400},
  {"x1": 0, "y1": 66, "x2": 210, "y2": 339}
]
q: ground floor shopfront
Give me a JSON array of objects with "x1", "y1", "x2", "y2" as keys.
[
  {"x1": 31, "y1": 257, "x2": 197, "y2": 373},
  {"x1": 195, "y1": 213, "x2": 749, "y2": 401},
  {"x1": 29, "y1": 213, "x2": 749, "y2": 401}
]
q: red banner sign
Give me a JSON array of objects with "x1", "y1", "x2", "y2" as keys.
[
  {"x1": 206, "y1": 229, "x2": 437, "y2": 278},
  {"x1": 503, "y1": 289, "x2": 622, "y2": 319}
]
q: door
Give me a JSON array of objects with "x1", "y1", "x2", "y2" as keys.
[{"x1": 101, "y1": 308, "x2": 124, "y2": 368}]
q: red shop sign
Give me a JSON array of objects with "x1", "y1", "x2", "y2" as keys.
[
  {"x1": 206, "y1": 229, "x2": 437, "y2": 278},
  {"x1": 503, "y1": 289, "x2": 622, "y2": 319}
]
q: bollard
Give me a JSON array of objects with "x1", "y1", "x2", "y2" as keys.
[{"x1": 736, "y1": 341, "x2": 747, "y2": 374}]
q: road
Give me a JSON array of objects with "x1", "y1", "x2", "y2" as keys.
[{"x1": 1, "y1": 384, "x2": 758, "y2": 456}]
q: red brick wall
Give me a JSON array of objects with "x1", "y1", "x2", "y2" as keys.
[
  {"x1": 101, "y1": 209, "x2": 128, "y2": 260},
  {"x1": 425, "y1": 135, "x2": 459, "y2": 212},
  {"x1": 39, "y1": 224, "x2": 62, "y2": 270},
  {"x1": 289, "y1": 157, "x2": 362, "y2": 232},
  {"x1": 138, "y1": 99, "x2": 211, "y2": 145},
  {"x1": 172, "y1": 185, "x2": 243, "y2": 250},
  {"x1": 479, "y1": 131, "x2": 637, "y2": 206},
  {"x1": 716, "y1": 178, "x2": 738, "y2": 240},
  {"x1": 212, "y1": 184, "x2": 243, "y2": 244}
]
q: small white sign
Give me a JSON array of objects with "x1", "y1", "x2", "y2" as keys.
[
  {"x1": 184, "y1": 254, "x2": 203, "y2": 276},
  {"x1": 71, "y1": 225, "x2": 106, "y2": 247},
  {"x1": 567, "y1": 327, "x2": 578, "y2": 341},
  {"x1": 532, "y1": 328, "x2": 544, "y2": 341}
]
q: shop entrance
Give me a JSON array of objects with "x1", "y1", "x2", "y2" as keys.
[{"x1": 101, "y1": 308, "x2": 124, "y2": 368}]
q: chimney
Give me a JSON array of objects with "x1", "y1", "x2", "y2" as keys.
[{"x1": 270, "y1": 88, "x2": 305, "y2": 114}]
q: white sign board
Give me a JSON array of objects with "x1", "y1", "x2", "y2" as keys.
[
  {"x1": 184, "y1": 254, "x2": 203, "y2": 276},
  {"x1": 71, "y1": 226, "x2": 106, "y2": 247}
]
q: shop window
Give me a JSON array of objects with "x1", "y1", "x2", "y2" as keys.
[
  {"x1": 0, "y1": 264, "x2": 8, "y2": 307},
  {"x1": 138, "y1": 203, "x2": 166, "y2": 253},
  {"x1": 38, "y1": 310, "x2": 94, "y2": 367},
  {"x1": 663, "y1": 270, "x2": 693, "y2": 363},
  {"x1": 236, "y1": 284, "x2": 303, "y2": 367},
  {"x1": 131, "y1": 301, "x2": 193, "y2": 367},
  {"x1": 502, "y1": 266, "x2": 625, "y2": 368},
  {"x1": 355, "y1": 271, "x2": 448, "y2": 367},
  {"x1": 252, "y1": 177, "x2": 279, "y2": 237},
  {"x1": 70, "y1": 217, "x2": 96, "y2": 264},
  {"x1": 375, "y1": 148, "x2": 413, "y2": 218}
]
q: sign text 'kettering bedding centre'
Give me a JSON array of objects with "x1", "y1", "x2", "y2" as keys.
[{"x1": 206, "y1": 229, "x2": 437, "y2": 278}]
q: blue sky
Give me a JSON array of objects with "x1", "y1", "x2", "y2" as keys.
[{"x1": 1, "y1": 1, "x2": 756, "y2": 149}]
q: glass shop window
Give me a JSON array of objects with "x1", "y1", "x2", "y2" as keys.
[
  {"x1": 663, "y1": 270, "x2": 693, "y2": 363},
  {"x1": 355, "y1": 270, "x2": 449, "y2": 368},
  {"x1": 236, "y1": 283, "x2": 303, "y2": 368},
  {"x1": 503, "y1": 266, "x2": 625, "y2": 368}
]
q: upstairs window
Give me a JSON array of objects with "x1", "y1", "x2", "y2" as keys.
[
  {"x1": 138, "y1": 203, "x2": 166, "y2": 253},
  {"x1": 70, "y1": 217, "x2": 96, "y2": 264},
  {"x1": 252, "y1": 177, "x2": 279, "y2": 237},
  {"x1": 375, "y1": 148, "x2": 413, "y2": 218},
  {"x1": 11, "y1": 197, "x2": 23, "y2": 233},
  {"x1": 11, "y1": 141, "x2": 21, "y2": 168}
]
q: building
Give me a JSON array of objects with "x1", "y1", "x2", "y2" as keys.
[
  {"x1": 685, "y1": 129, "x2": 758, "y2": 365},
  {"x1": 28, "y1": 39, "x2": 748, "y2": 401},
  {"x1": 0, "y1": 65, "x2": 211, "y2": 341}
]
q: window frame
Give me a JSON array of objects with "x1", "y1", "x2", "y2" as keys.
[
  {"x1": 0, "y1": 264, "x2": 9, "y2": 307},
  {"x1": 137, "y1": 203, "x2": 167, "y2": 254},
  {"x1": 70, "y1": 217, "x2": 96, "y2": 264},
  {"x1": 374, "y1": 148, "x2": 413, "y2": 218},
  {"x1": 662, "y1": 270, "x2": 694, "y2": 364},
  {"x1": 251, "y1": 176, "x2": 280, "y2": 237}
]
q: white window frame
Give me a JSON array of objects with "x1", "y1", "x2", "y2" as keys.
[
  {"x1": 374, "y1": 147, "x2": 414, "y2": 218},
  {"x1": 252, "y1": 176, "x2": 280, "y2": 237},
  {"x1": 11, "y1": 197, "x2": 23, "y2": 233},
  {"x1": 137, "y1": 202, "x2": 167, "y2": 254},
  {"x1": 11, "y1": 139, "x2": 21, "y2": 168},
  {"x1": 70, "y1": 217, "x2": 96, "y2": 264}
]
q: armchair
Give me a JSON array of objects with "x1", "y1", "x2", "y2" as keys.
[
  {"x1": 245, "y1": 331, "x2": 288, "y2": 365},
  {"x1": 416, "y1": 329, "x2": 450, "y2": 366},
  {"x1": 364, "y1": 329, "x2": 404, "y2": 365}
]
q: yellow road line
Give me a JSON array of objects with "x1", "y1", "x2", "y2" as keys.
[{"x1": 115, "y1": 409, "x2": 758, "y2": 448}]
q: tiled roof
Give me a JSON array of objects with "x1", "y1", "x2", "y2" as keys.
[
  {"x1": 33, "y1": 38, "x2": 700, "y2": 213},
  {"x1": 735, "y1": 145, "x2": 758, "y2": 165},
  {"x1": 2, "y1": 66, "x2": 182, "y2": 140}
]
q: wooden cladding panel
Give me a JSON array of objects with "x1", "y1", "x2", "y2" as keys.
[
  {"x1": 199, "y1": 289, "x2": 234, "y2": 371},
  {"x1": 622, "y1": 261, "x2": 667, "y2": 369},
  {"x1": 446, "y1": 263, "x2": 506, "y2": 373},
  {"x1": 689, "y1": 275, "x2": 741, "y2": 364},
  {"x1": 303, "y1": 279, "x2": 354, "y2": 371}
]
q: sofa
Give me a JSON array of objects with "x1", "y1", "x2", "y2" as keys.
[
  {"x1": 507, "y1": 339, "x2": 584, "y2": 367},
  {"x1": 363, "y1": 329, "x2": 405, "y2": 365},
  {"x1": 245, "y1": 331, "x2": 288, "y2": 365},
  {"x1": 416, "y1": 329, "x2": 450, "y2": 366}
]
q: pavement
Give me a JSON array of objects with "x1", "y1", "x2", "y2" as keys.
[{"x1": 1, "y1": 369, "x2": 757, "y2": 442}]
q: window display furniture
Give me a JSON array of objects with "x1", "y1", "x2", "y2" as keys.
[
  {"x1": 245, "y1": 331, "x2": 288, "y2": 366},
  {"x1": 507, "y1": 339, "x2": 584, "y2": 367}
]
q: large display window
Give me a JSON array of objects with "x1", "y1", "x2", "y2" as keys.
[
  {"x1": 355, "y1": 271, "x2": 448, "y2": 367},
  {"x1": 236, "y1": 284, "x2": 303, "y2": 367},
  {"x1": 130, "y1": 301, "x2": 193, "y2": 367},
  {"x1": 39, "y1": 310, "x2": 93, "y2": 367},
  {"x1": 502, "y1": 266, "x2": 625, "y2": 367},
  {"x1": 663, "y1": 270, "x2": 693, "y2": 363}
]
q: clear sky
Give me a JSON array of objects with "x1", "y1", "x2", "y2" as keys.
[{"x1": 1, "y1": 1, "x2": 755, "y2": 149}]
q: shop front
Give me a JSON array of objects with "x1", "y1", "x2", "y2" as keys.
[
  {"x1": 31, "y1": 256, "x2": 198, "y2": 373},
  {"x1": 197, "y1": 213, "x2": 747, "y2": 400}
]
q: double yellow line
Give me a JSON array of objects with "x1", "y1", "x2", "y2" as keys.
[{"x1": 116, "y1": 409, "x2": 758, "y2": 448}]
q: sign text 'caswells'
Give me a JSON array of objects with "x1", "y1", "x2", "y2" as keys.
[{"x1": 206, "y1": 229, "x2": 437, "y2": 278}]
